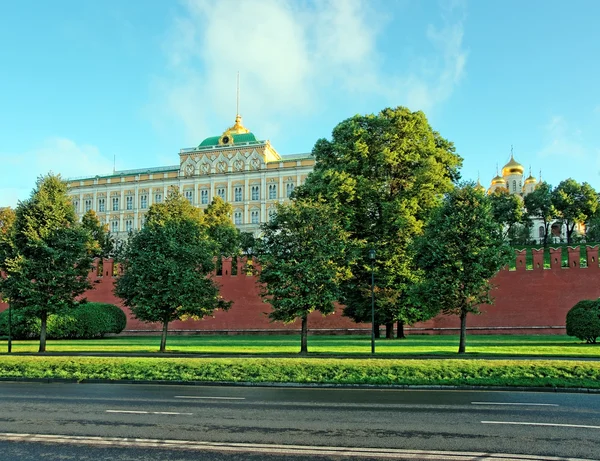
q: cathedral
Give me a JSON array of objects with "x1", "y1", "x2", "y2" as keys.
[{"x1": 67, "y1": 115, "x2": 315, "y2": 237}]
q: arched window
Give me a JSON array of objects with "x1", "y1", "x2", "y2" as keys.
[
  {"x1": 538, "y1": 226, "x2": 545, "y2": 239},
  {"x1": 512, "y1": 180, "x2": 517, "y2": 192}
]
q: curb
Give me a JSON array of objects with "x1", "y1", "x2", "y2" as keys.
[{"x1": 1, "y1": 376, "x2": 600, "y2": 394}]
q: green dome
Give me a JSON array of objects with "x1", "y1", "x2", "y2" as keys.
[{"x1": 198, "y1": 132, "x2": 257, "y2": 148}]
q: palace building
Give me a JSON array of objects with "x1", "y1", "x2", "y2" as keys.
[{"x1": 67, "y1": 115, "x2": 315, "y2": 237}]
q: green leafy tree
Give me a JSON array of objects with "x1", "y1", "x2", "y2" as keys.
[
  {"x1": 256, "y1": 200, "x2": 353, "y2": 354},
  {"x1": 551, "y1": 179, "x2": 598, "y2": 244},
  {"x1": 204, "y1": 197, "x2": 240, "y2": 257},
  {"x1": 0, "y1": 174, "x2": 93, "y2": 352},
  {"x1": 114, "y1": 191, "x2": 230, "y2": 352},
  {"x1": 0, "y1": 207, "x2": 16, "y2": 351},
  {"x1": 523, "y1": 182, "x2": 555, "y2": 247},
  {"x1": 489, "y1": 188, "x2": 524, "y2": 241},
  {"x1": 413, "y1": 183, "x2": 511, "y2": 354},
  {"x1": 295, "y1": 106, "x2": 462, "y2": 338},
  {"x1": 81, "y1": 209, "x2": 114, "y2": 258}
]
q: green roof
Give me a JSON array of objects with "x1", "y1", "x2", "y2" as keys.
[{"x1": 198, "y1": 132, "x2": 258, "y2": 148}]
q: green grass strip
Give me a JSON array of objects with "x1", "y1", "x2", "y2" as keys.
[
  {"x1": 1, "y1": 335, "x2": 599, "y2": 357},
  {"x1": 1, "y1": 356, "x2": 599, "y2": 389}
]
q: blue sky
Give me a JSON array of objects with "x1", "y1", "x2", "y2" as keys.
[{"x1": 1, "y1": 0, "x2": 599, "y2": 207}]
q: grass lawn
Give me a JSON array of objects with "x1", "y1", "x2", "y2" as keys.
[
  {"x1": 1, "y1": 334, "x2": 598, "y2": 357},
  {"x1": 0, "y1": 356, "x2": 599, "y2": 389}
]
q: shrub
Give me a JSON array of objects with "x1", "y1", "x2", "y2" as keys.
[
  {"x1": 566, "y1": 299, "x2": 600, "y2": 344},
  {"x1": 0, "y1": 303, "x2": 126, "y2": 340},
  {"x1": 87, "y1": 303, "x2": 127, "y2": 334},
  {"x1": 0, "y1": 309, "x2": 40, "y2": 339}
]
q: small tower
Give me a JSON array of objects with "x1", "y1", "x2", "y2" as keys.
[
  {"x1": 501, "y1": 147, "x2": 524, "y2": 195},
  {"x1": 488, "y1": 164, "x2": 507, "y2": 194},
  {"x1": 523, "y1": 166, "x2": 537, "y2": 195}
]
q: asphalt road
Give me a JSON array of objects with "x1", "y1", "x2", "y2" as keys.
[{"x1": 0, "y1": 382, "x2": 599, "y2": 460}]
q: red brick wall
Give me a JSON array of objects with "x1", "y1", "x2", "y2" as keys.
[{"x1": 2, "y1": 246, "x2": 600, "y2": 335}]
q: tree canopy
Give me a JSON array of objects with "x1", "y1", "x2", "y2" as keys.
[
  {"x1": 523, "y1": 182, "x2": 556, "y2": 246},
  {"x1": 114, "y1": 190, "x2": 230, "y2": 352},
  {"x1": 551, "y1": 179, "x2": 598, "y2": 244},
  {"x1": 81, "y1": 209, "x2": 115, "y2": 258},
  {"x1": 489, "y1": 188, "x2": 524, "y2": 241},
  {"x1": 413, "y1": 183, "x2": 511, "y2": 354},
  {"x1": 0, "y1": 174, "x2": 93, "y2": 352},
  {"x1": 256, "y1": 200, "x2": 353, "y2": 354},
  {"x1": 295, "y1": 106, "x2": 462, "y2": 336}
]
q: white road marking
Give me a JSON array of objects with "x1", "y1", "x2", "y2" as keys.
[
  {"x1": 472, "y1": 402, "x2": 559, "y2": 406},
  {"x1": 482, "y1": 421, "x2": 600, "y2": 429},
  {"x1": 106, "y1": 410, "x2": 193, "y2": 415},
  {"x1": 0, "y1": 433, "x2": 593, "y2": 460},
  {"x1": 174, "y1": 395, "x2": 245, "y2": 400}
]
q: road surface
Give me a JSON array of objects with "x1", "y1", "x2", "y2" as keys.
[{"x1": 0, "y1": 382, "x2": 598, "y2": 460}]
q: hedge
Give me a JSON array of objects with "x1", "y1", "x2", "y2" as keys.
[{"x1": 0, "y1": 303, "x2": 127, "y2": 339}]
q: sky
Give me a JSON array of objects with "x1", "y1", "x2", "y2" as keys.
[{"x1": 1, "y1": 0, "x2": 599, "y2": 207}]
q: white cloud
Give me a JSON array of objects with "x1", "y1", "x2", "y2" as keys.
[
  {"x1": 150, "y1": 0, "x2": 468, "y2": 143},
  {"x1": 0, "y1": 138, "x2": 113, "y2": 207},
  {"x1": 537, "y1": 116, "x2": 588, "y2": 160}
]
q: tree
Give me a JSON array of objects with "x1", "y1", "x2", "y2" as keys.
[
  {"x1": 523, "y1": 182, "x2": 555, "y2": 247},
  {"x1": 0, "y1": 207, "x2": 16, "y2": 352},
  {"x1": 81, "y1": 210, "x2": 114, "y2": 258},
  {"x1": 114, "y1": 191, "x2": 230, "y2": 352},
  {"x1": 0, "y1": 175, "x2": 93, "y2": 352},
  {"x1": 413, "y1": 183, "x2": 512, "y2": 354},
  {"x1": 552, "y1": 179, "x2": 598, "y2": 244},
  {"x1": 295, "y1": 106, "x2": 462, "y2": 338},
  {"x1": 204, "y1": 197, "x2": 240, "y2": 257},
  {"x1": 489, "y1": 188, "x2": 524, "y2": 241},
  {"x1": 256, "y1": 200, "x2": 353, "y2": 354}
]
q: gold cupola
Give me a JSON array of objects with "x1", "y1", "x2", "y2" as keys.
[
  {"x1": 491, "y1": 174, "x2": 506, "y2": 185},
  {"x1": 524, "y1": 167, "x2": 536, "y2": 184},
  {"x1": 501, "y1": 153, "x2": 524, "y2": 177}
]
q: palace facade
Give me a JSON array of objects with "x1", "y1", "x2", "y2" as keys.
[{"x1": 67, "y1": 115, "x2": 315, "y2": 237}]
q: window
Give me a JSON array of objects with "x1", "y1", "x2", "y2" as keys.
[
  {"x1": 286, "y1": 183, "x2": 295, "y2": 198},
  {"x1": 125, "y1": 219, "x2": 133, "y2": 233},
  {"x1": 234, "y1": 211, "x2": 242, "y2": 225},
  {"x1": 84, "y1": 199, "x2": 92, "y2": 212},
  {"x1": 251, "y1": 210, "x2": 259, "y2": 224},
  {"x1": 112, "y1": 197, "x2": 119, "y2": 211},
  {"x1": 512, "y1": 180, "x2": 516, "y2": 193},
  {"x1": 140, "y1": 215, "x2": 146, "y2": 228},
  {"x1": 251, "y1": 185, "x2": 259, "y2": 200},
  {"x1": 201, "y1": 189, "x2": 209, "y2": 205},
  {"x1": 98, "y1": 198, "x2": 105, "y2": 212},
  {"x1": 126, "y1": 196, "x2": 133, "y2": 210},
  {"x1": 217, "y1": 187, "x2": 226, "y2": 200},
  {"x1": 72, "y1": 200, "x2": 79, "y2": 212},
  {"x1": 538, "y1": 226, "x2": 545, "y2": 239},
  {"x1": 268, "y1": 184, "x2": 277, "y2": 199},
  {"x1": 154, "y1": 193, "x2": 162, "y2": 204},
  {"x1": 234, "y1": 186, "x2": 243, "y2": 202},
  {"x1": 185, "y1": 190, "x2": 193, "y2": 204},
  {"x1": 111, "y1": 219, "x2": 119, "y2": 233},
  {"x1": 268, "y1": 208, "x2": 277, "y2": 221},
  {"x1": 140, "y1": 195, "x2": 148, "y2": 209}
]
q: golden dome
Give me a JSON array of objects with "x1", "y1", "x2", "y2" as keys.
[
  {"x1": 501, "y1": 154, "x2": 524, "y2": 176},
  {"x1": 224, "y1": 114, "x2": 250, "y2": 136},
  {"x1": 491, "y1": 175, "x2": 506, "y2": 185},
  {"x1": 474, "y1": 179, "x2": 486, "y2": 192},
  {"x1": 524, "y1": 174, "x2": 537, "y2": 185}
]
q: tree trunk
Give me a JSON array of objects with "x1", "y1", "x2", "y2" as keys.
[
  {"x1": 385, "y1": 322, "x2": 393, "y2": 339},
  {"x1": 458, "y1": 309, "x2": 467, "y2": 354},
  {"x1": 374, "y1": 323, "x2": 381, "y2": 338},
  {"x1": 39, "y1": 311, "x2": 47, "y2": 353},
  {"x1": 300, "y1": 315, "x2": 308, "y2": 355},
  {"x1": 159, "y1": 317, "x2": 169, "y2": 353},
  {"x1": 7, "y1": 303, "x2": 12, "y2": 353},
  {"x1": 396, "y1": 320, "x2": 406, "y2": 339}
]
